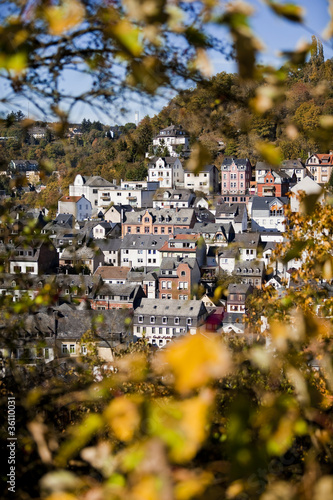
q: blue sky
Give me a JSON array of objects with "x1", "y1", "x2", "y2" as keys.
[{"x1": 0, "y1": 0, "x2": 332, "y2": 125}]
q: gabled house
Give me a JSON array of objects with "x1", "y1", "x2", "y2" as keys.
[
  {"x1": 215, "y1": 203, "x2": 247, "y2": 234},
  {"x1": 256, "y1": 164, "x2": 294, "y2": 197},
  {"x1": 305, "y1": 152, "x2": 333, "y2": 184},
  {"x1": 226, "y1": 283, "x2": 253, "y2": 314},
  {"x1": 9, "y1": 239, "x2": 58, "y2": 275},
  {"x1": 92, "y1": 222, "x2": 120, "y2": 240},
  {"x1": 59, "y1": 245, "x2": 104, "y2": 274},
  {"x1": 280, "y1": 159, "x2": 307, "y2": 183},
  {"x1": 103, "y1": 204, "x2": 132, "y2": 223},
  {"x1": 133, "y1": 298, "x2": 208, "y2": 348},
  {"x1": 218, "y1": 248, "x2": 239, "y2": 275},
  {"x1": 221, "y1": 157, "x2": 252, "y2": 197},
  {"x1": 94, "y1": 239, "x2": 121, "y2": 266},
  {"x1": 148, "y1": 156, "x2": 184, "y2": 188}
]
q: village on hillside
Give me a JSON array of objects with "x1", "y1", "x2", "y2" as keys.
[{"x1": 0, "y1": 123, "x2": 330, "y2": 373}]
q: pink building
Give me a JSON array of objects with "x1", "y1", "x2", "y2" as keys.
[{"x1": 221, "y1": 158, "x2": 252, "y2": 199}]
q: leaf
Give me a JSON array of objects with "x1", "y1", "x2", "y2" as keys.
[
  {"x1": 256, "y1": 142, "x2": 282, "y2": 166},
  {"x1": 111, "y1": 20, "x2": 143, "y2": 57},
  {"x1": 186, "y1": 143, "x2": 212, "y2": 175},
  {"x1": 45, "y1": 0, "x2": 85, "y2": 36},
  {"x1": 104, "y1": 396, "x2": 141, "y2": 442},
  {"x1": 265, "y1": 1, "x2": 304, "y2": 22},
  {"x1": 148, "y1": 391, "x2": 214, "y2": 462},
  {"x1": 159, "y1": 332, "x2": 231, "y2": 393}
]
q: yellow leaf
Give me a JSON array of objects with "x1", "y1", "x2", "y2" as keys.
[
  {"x1": 111, "y1": 20, "x2": 143, "y2": 57},
  {"x1": 186, "y1": 143, "x2": 212, "y2": 175},
  {"x1": 256, "y1": 142, "x2": 282, "y2": 166},
  {"x1": 105, "y1": 396, "x2": 141, "y2": 442},
  {"x1": 130, "y1": 475, "x2": 163, "y2": 500},
  {"x1": 175, "y1": 471, "x2": 213, "y2": 500},
  {"x1": 149, "y1": 391, "x2": 213, "y2": 462},
  {"x1": 160, "y1": 333, "x2": 231, "y2": 393},
  {"x1": 46, "y1": 0, "x2": 85, "y2": 36}
]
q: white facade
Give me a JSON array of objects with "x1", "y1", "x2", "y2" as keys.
[
  {"x1": 152, "y1": 125, "x2": 190, "y2": 157},
  {"x1": 10, "y1": 261, "x2": 38, "y2": 274},
  {"x1": 97, "y1": 181, "x2": 159, "y2": 210},
  {"x1": 184, "y1": 166, "x2": 219, "y2": 195},
  {"x1": 121, "y1": 246, "x2": 162, "y2": 268},
  {"x1": 148, "y1": 157, "x2": 184, "y2": 188}
]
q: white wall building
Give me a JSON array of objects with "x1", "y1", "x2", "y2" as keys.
[{"x1": 148, "y1": 157, "x2": 184, "y2": 188}]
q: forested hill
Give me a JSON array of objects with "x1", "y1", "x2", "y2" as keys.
[{"x1": 1, "y1": 41, "x2": 333, "y2": 212}]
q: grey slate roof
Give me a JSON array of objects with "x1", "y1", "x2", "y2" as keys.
[
  {"x1": 123, "y1": 208, "x2": 195, "y2": 225},
  {"x1": 120, "y1": 234, "x2": 169, "y2": 250},
  {"x1": 135, "y1": 298, "x2": 206, "y2": 317},
  {"x1": 251, "y1": 196, "x2": 288, "y2": 215},
  {"x1": 81, "y1": 176, "x2": 114, "y2": 187},
  {"x1": 94, "y1": 239, "x2": 122, "y2": 251}
]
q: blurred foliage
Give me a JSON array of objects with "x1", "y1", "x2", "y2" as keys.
[{"x1": 2, "y1": 2, "x2": 333, "y2": 500}]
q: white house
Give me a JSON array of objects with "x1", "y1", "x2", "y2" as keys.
[
  {"x1": 97, "y1": 180, "x2": 159, "y2": 210},
  {"x1": 120, "y1": 234, "x2": 169, "y2": 268},
  {"x1": 148, "y1": 156, "x2": 184, "y2": 188},
  {"x1": 184, "y1": 164, "x2": 219, "y2": 195},
  {"x1": 69, "y1": 175, "x2": 114, "y2": 214},
  {"x1": 151, "y1": 125, "x2": 190, "y2": 157}
]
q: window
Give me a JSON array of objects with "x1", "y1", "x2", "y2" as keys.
[
  {"x1": 44, "y1": 348, "x2": 49, "y2": 359},
  {"x1": 174, "y1": 317, "x2": 180, "y2": 325},
  {"x1": 162, "y1": 281, "x2": 166, "y2": 289},
  {"x1": 81, "y1": 345, "x2": 87, "y2": 355},
  {"x1": 150, "y1": 316, "x2": 155, "y2": 324},
  {"x1": 62, "y1": 344, "x2": 68, "y2": 354},
  {"x1": 138, "y1": 315, "x2": 143, "y2": 323},
  {"x1": 187, "y1": 318, "x2": 192, "y2": 326},
  {"x1": 26, "y1": 267, "x2": 34, "y2": 273},
  {"x1": 145, "y1": 227, "x2": 150, "y2": 233},
  {"x1": 93, "y1": 189, "x2": 98, "y2": 194}
]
